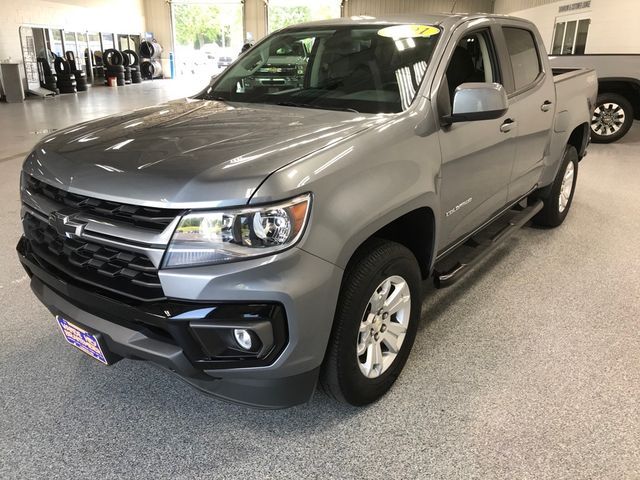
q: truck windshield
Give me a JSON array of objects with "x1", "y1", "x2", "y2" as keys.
[{"x1": 199, "y1": 24, "x2": 441, "y2": 114}]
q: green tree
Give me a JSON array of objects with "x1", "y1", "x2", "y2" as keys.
[
  {"x1": 269, "y1": 6, "x2": 312, "y2": 31},
  {"x1": 173, "y1": 4, "x2": 224, "y2": 48}
]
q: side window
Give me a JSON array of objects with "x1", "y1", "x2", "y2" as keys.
[
  {"x1": 445, "y1": 30, "x2": 499, "y2": 105},
  {"x1": 503, "y1": 27, "x2": 541, "y2": 91}
]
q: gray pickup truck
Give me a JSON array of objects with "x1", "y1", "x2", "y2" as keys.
[
  {"x1": 550, "y1": 54, "x2": 640, "y2": 143},
  {"x1": 17, "y1": 14, "x2": 597, "y2": 408}
]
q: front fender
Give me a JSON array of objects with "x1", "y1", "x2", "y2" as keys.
[{"x1": 250, "y1": 111, "x2": 443, "y2": 271}]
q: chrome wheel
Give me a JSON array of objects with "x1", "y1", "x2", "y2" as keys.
[
  {"x1": 591, "y1": 102, "x2": 625, "y2": 136},
  {"x1": 559, "y1": 161, "x2": 575, "y2": 213},
  {"x1": 356, "y1": 275, "x2": 411, "y2": 379}
]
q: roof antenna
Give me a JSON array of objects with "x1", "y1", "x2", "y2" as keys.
[{"x1": 450, "y1": 0, "x2": 458, "y2": 13}]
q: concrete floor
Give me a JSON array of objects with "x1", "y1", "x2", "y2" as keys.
[{"x1": 1, "y1": 82, "x2": 639, "y2": 479}]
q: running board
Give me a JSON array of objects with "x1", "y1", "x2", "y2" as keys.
[{"x1": 433, "y1": 199, "x2": 544, "y2": 288}]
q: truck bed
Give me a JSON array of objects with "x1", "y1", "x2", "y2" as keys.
[
  {"x1": 550, "y1": 54, "x2": 640, "y2": 79},
  {"x1": 552, "y1": 66, "x2": 596, "y2": 83},
  {"x1": 540, "y1": 65, "x2": 598, "y2": 185}
]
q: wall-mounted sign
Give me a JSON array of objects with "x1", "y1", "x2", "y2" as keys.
[{"x1": 559, "y1": 1, "x2": 591, "y2": 13}]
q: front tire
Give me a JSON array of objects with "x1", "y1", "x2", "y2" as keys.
[
  {"x1": 591, "y1": 93, "x2": 634, "y2": 143},
  {"x1": 320, "y1": 239, "x2": 421, "y2": 405},
  {"x1": 531, "y1": 145, "x2": 579, "y2": 228}
]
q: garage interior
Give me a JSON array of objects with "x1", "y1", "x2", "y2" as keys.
[{"x1": 1, "y1": 0, "x2": 638, "y2": 478}]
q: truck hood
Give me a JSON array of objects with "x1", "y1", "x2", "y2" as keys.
[{"x1": 23, "y1": 98, "x2": 379, "y2": 208}]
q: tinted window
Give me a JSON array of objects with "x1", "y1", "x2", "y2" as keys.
[
  {"x1": 201, "y1": 25, "x2": 442, "y2": 114},
  {"x1": 446, "y1": 30, "x2": 499, "y2": 104},
  {"x1": 503, "y1": 27, "x2": 541, "y2": 91}
]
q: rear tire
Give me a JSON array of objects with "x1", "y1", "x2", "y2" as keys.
[
  {"x1": 591, "y1": 93, "x2": 634, "y2": 143},
  {"x1": 320, "y1": 239, "x2": 421, "y2": 405},
  {"x1": 531, "y1": 145, "x2": 578, "y2": 228}
]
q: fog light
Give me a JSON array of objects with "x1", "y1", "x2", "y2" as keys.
[{"x1": 233, "y1": 329, "x2": 253, "y2": 350}]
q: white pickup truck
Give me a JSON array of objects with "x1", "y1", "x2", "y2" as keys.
[{"x1": 551, "y1": 54, "x2": 640, "y2": 142}]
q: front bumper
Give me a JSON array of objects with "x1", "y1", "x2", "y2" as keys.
[{"x1": 18, "y1": 238, "x2": 343, "y2": 409}]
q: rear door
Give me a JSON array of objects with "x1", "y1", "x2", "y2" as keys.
[
  {"x1": 434, "y1": 22, "x2": 517, "y2": 247},
  {"x1": 497, "y1": 24, "x2": 556, "y2": 201}
]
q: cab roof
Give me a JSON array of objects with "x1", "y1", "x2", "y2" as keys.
[{"x1": 279, "y1": 13, "x2": 522, "y2": 32}]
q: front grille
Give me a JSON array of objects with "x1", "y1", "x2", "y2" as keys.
[
  {"x1": 23, "y1": 213, "x2": 164, "y2": 302},
  {"x1": 25, "y1": 176, "x2": 182, "y2": 231},
  {"x1": 257, "y1": 65, "x2": 298, "y2": 76}
]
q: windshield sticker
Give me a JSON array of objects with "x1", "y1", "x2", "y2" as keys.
[{"x1": 377, "y1": 25, "x2": 440, "y2": 39}]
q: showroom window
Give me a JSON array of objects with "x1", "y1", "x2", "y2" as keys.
[
  {"x1": 101, "y1": 33, "x2": 115, "y2": 51},
  {"x1": 552, "y1": 18, "x2": 590, "y2": 54},
  {"x1": 87, "y1": 33, "x2": 101, "y2": 53},
  {"x1": 503, "y1": 27, "x2": 542, "y2": 92},
  {"x1": 268, "y1": 0, "x2": 341, "y2": 32},
  {"x1": 49, "y1": 29, "x2": 64, "y2": 57},
  {"x1": 171, "y1": 0, "x2": 244, "y2": 80},
  {"x1": 63, "y1": 32, "x2": 87, "y2": 70}
]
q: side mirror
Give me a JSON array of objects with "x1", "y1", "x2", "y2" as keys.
[{"x1": 442, "y1": 83, "x2": 508, "y2": 125}]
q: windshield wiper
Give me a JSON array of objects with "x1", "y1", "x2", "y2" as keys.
[{"x1": 276, "y1": 101, "x2": 359, "y2": 113}]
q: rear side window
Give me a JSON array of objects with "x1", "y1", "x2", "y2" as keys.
[{"x1": 503, "y1": 27, "x2": 541, "y2": 91}]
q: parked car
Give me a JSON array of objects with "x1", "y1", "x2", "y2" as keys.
[
  {"x1": 550, "y1": 54, "x2": 640, "y2": 143},
  {"x1": 216, "y1": 47, "x2": 236, "y2": 69},
  {"x1": 240, "y1": 39, "x2": 309, "y2": 91},
  {"x1": 17, "y1": 14, "x2": 596, "y2": 408},
  {"x1": 199, "y1": 43, "x2": 219, "y2": 61}
]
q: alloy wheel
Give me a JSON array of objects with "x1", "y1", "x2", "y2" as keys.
[
  {"x1": 559, "y1": 161, "x2": 575, "y2": 213},
  {"x1": 356, "y1": 275, "x2": 411, "y2": 379},
  {"x1": 591, "y1": 102, "x2": 625, "y2": 136}
]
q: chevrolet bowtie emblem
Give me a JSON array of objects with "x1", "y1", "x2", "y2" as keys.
[{"x1": 48, "y1": 211, "x2": 87, "y2": 239}]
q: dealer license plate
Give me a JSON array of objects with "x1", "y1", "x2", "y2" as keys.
[{"x1": 56, "y1": 316, "x2": 109, "y2": 365}]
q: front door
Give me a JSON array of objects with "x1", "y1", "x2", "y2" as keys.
[{"x1": 436, "y1": 28, "x2": 517, "y2": 248}]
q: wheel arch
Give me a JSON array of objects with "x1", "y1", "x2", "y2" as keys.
[
  {"x1": 342, "y1": 206, "x2": 437, "y2": 281},
  {"x1": 567, "y1": 122, "x2": 590, "y2": 159}
]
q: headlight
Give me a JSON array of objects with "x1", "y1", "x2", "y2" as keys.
[{"x1": 163, "y1": 194, "x2": 311, "y2": 268}]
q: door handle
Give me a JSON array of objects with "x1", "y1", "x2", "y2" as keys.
[
  {"x1": 541, "y1": 100, "x2": 553, "y2": 112},
  {"x1": 500, "y1": 118, "x2": 516, "y2": 133}
]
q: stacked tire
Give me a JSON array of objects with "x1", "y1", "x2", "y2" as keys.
[
  {"x1": 123, "y1": 49, "x2": 142, "y2": 84},
  {"x1": 121, "y1": 49, "x2": 131, "y2": 84},
  {"x1": 54, "y1": 57, "x2": 77, "y2": 94},
  {"x1": 140, "y1": 40, "x2": 163, "y2": 59},
  {"x1": 38, "y1": 58, "x2": 59, "y2": 94},
  {"x1": 140, "y1": 59, "x2": 162, "y2": 80},
  {"x1": 103, "y1": 49, "x2": 125, "y2": 86},
  {"x1": 139, "y1": 40, "x2": 163, "y2": 80},
  {"x1": 64, "y1": 51, "x2": 88, "y2": 91}
]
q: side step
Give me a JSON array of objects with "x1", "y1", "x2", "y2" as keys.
[{"x1": 433, "y1": 199, "x2": 543, "y2": 288}]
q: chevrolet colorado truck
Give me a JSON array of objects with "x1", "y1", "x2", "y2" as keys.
[
  {"x1": 550, "y1": 54, "x2": 640, "y2": 143},
  {"x1": 17, "y1": 14, "x2": 597, "y2": 408}
]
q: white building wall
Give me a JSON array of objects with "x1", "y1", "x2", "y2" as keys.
[
  {"x1": 0, "y1": 0, "x2": 146, "y2": 81},
  {"x1": 493, "y1": 0, "x2": 558, "y2": 12},
  {"x1": 344, "y1": 0, "x2": 494, "y2": 16},
  {"x1": 244, "y1": 0, "x2": 269, "y2": 41},
  {"x1": 142, "y1": 0, "x2": 173, "y2": 77},
  {"x1": 494, "y1": 0, "x2": 640, "y2": 54}
]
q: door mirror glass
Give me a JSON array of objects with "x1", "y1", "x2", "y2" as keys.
[{"x1": 445, "y1": 82, "x2": 508, "y2": 123}]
